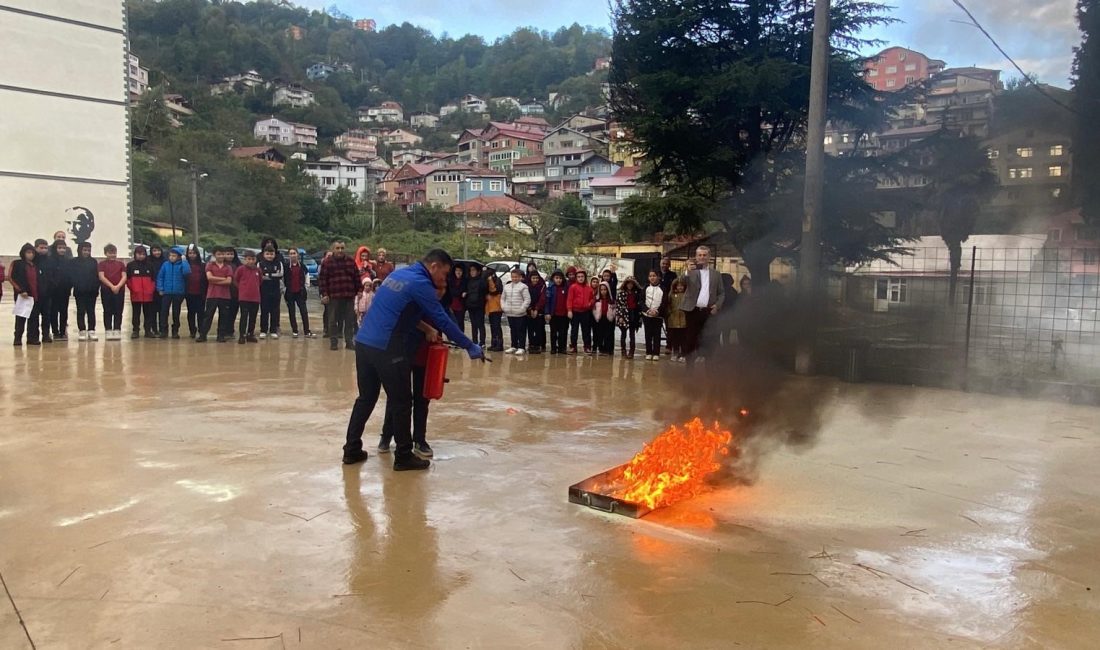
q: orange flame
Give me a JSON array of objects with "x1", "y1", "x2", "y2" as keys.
[{"x1": 607, "y1": 418, "x2": 733, "y2": 510}]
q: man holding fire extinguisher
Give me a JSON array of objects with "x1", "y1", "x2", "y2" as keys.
[{"x1": 343, "y1": 249, "x2": 485, "y2": 471}]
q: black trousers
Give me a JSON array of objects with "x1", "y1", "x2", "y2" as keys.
[
  {"x1": 131, "y1": 302, "x2": 156, "y2": 333},
  {"x1": 14, "y1": 303, "x2": 41, "y2": 343},
  {"x1": 642, "y1": 315, "x2": 663, "y2": 356},
  {"x1": 285, "y1": 291, "x2": 310, "y2": 334},
  {"x1": 527, "y1": 314, "x2": 545, "y2": 350},
  {"x1": 37, "y1": 294, "x2": 52, "y2": 339},
  {"x1": 468, "y1": 308, "x2": 485, "y2": 346},
  {"x1": 549, "y1": 315, "x2": 569, "y2": 352},
  {"x1": 619, "y1": 325, "x2": 636, "y2": 354},
  {"x1": 151, "y1": 293, "x2": 163, "y2": 333},
  {"x1": 381, "y1": 364, "x2": 429, "y2": 447},
  {"x1": 50, "y1": 289, "x2": 71, "y2": 336},
  {"x1": 160, "y1": 295, "x2": 184, "y2": 334},
  {"x1": 328, "y1": 298, "x2": 356, "y2": 344},
  {"x1": 488, "y1": 312, "x2": 504, "y2": 350},
  {"x1": 75, "y1": 291, "x2": 97, "y2": 332},
  {"x1": 185, "y1": 294, "x2": 205, "y2": 336},
  {"x1": 684, "y1": 308, "x2": 710, "y2": 357},
  {"x1": 507, "y1": 316, "x2": 527, "y2": 350},
  {"x1": 260, "y1": 286, "x2": 281, "y2": 333},
  {"x1": 200, "y1": 298, "x2": 232, "y2": 338},
  {"x1": 345, "y1": 343, "x2": 415, "y2": 457},
  {"x1": 594, "y1": 318, "x2": 615, "y2": 354},
  {"x1": 570, "y1": 312, "x2": 592, "y2": 349},
  {"x1": 238, "y1": 302, "x2": 259, "y2": 336},
  {"x1": 451, "y1": 307, "x2": 466, "y2": 334},
  {"x1": 100, "y1": 289, "x2": 125, "y2": 330}
]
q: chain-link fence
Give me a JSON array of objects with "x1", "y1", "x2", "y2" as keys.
[{"x1": 817, "y1": 245, "x2": 1100, "y2": 399}]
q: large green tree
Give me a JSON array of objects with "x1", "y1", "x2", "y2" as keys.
[
  {"x1": 609, "y1": 0, "x2": 904, "y2": 281},
  {"x1": 1074, "y1": 0, "x2": 1100, "y2": 222}
]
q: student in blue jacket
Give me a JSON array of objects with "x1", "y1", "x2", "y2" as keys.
[
  {"x1": 155, "y1": 246, "x2": 191, "y2": 339},
  {"x1": 342, "y1": 249, "x2": 483, "y2": 471}
]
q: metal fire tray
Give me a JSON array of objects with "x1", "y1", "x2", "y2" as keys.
[{"x1": 568, "y1": 464, "x2": 653, "y2": 519}]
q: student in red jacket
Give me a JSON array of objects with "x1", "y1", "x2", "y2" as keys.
[
  {"x1": 126, "y1": 245, "x2": 157, "y2": 339},
  {"x1": 234, "y1": 251, "x2": 263, "y2": 344},
  {"x1": 566, "y1": 269, "x2": 595, "y2": 354}
]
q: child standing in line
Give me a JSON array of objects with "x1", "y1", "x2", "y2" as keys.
[
  {"x1": 258, "y1": 246, "x2": 284, "y2": 339},
  {"x1": 235, "y1": 251, "x2": 262, "y2": 344},
  {"x1": 448, "y1": 265, "x2": 467, "y2": 332},
  {"x1": 526, "y1": 272, "x2": 547, "y2": 354},
  {"x1": 592, "y1": 281, "x2": 616, "y2": 356},
  {"x1": 184, "y1": 244, "x2": 207, "y2": 338},
  {"x1": 355, "y1": 277, "x2": 378, "y2": 326},
  {"x1": 485, "y1": 271, "x2": 504, "y2": 352},
  {"x1": 502, "y1": 268, "x2": 531, "y2": 356},
  {"x1": 197, "y1": 247, "x2": 234, "y2": 343},
  {"x1": 567, "y1": 269, "x2": 595, "y2": 354},
  {"x1": 97, "y1": 244, "x2": 126, "y2": 341},
  {"x1": 465, "y1": 264, "x2": 486, "y2": 347},
  {"x1": 148, "y1": 245, "x2": 165, "y2": 336},
  {"x1": 70, "y1": 242, "x2": 101, "y2": 341},
  {"x1": 10, "y1": 243, "x2": 40, "y2": 346},
  {"x1": 665, "y1": 277, "x2": 688, "y2": 362},
  {"x1": 545, "y1": 269, "x2": 570, "y2": 354},
  {"x1": 126, "y1": 245, "x2": 156, "y2": 339},
  {"x1": 284, "y1": 248, "x2": 313, "y2": 338},
  {"x1": 642, "y1": 269, "x2": 665, "y2": 360},
  {"x1": 615, "y1": 276, "x2": 643, "y2": 359},
  {"x1": 155, "y1": 246, "x2": 190, "y2": 339}
]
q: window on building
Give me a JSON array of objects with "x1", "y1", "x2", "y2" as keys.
[
  {"x1": 1083, "y1": 250, "x2": 1100, "y2": 265},
  {"x1": 963, "y1": 283, "x2": 996, "y2": 305},
  {"x1": 1048, "y1": 228, "x2": 1063, "y2": 242},
  {"x1": 347, "y1": 179, "x2": 357, "y2": 187},
  {"x1": 437, "y1": 187, "x2": 448, "y2": 196},
  {"x1": 824, "y1": 135, "x2": 834, "y2": 145},
  {"x1": 987, "y1": 149, "x2": 999, "y2": 159},
  {"x1": 841, "y1": 133, "x2": 850, "y2": 144},
  {"x1": 490, "y1": 180, "x2": 503, "y2": 192},
  {"x1": 323, "y1": 177, "x2": 335, "y2": 186},
  {"x1": 905, "y1": 63, "x2": 917, "y2": 71},
  {"x1": 1050, "y1": 144, "x2": 1065, "y2": 156},
  {"x1": 888, "y1": 278, "x2": 907, "y2": 303},
  {"x1": 1016, "y1": 147, "x2": 1034, "y2": 158},
  {"x1": 886, "y1": 79, "x2": 897, "y2": 88},
  {"x1": 868, "y1": 69, "x2": 879, "y2": 77},
  {"x1": 886, "y1": 65, "x2": 898, "y2": 74},
  {"x1": 470, "y1": 181, "x2": 483, "y2": 191},
  {"x1": 905, "y1": 76, "x2": 915, "y2": 84},
  {"x1": 1009, "y1": 167, "x2": 1034, "y2": 179},
  {"x1": 1049, "y1": 165, "x2": 1064, "y2": 177}
]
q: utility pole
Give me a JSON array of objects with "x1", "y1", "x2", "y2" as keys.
[
  {"x1": 795, "y1": 0, "x2": 831, "y2": 376},
  {"x1": 189, "y1": 169, "x2": 200, "y2": 246}
]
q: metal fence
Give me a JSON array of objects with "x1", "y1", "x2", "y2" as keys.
[{"x1": 819, "y1": 245, "x2": 1100, "y2": 399}]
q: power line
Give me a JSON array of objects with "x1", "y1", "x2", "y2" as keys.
[{"x1": 950, "y1": 0, "x2": 1079, "y2": 115}]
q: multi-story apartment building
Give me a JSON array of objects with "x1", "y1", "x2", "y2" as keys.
[
  {"x1": 924, "y1": 67, "x2": 1001, "y2": 137},
  {"x1": 426, "y1": 166, "x2": 508, "y2": 210},
  {"x1": 863, "y1": 47, "x2": 945, "y2": 92},
  {"x1": 128, "y1": 53, "x2": 148, "y2": 97},
  {"x1": 209, "y1": 70, "x2": 266, "y2": 96},
  {"x1": 291, "y1": 122, "x2": 317, "y2": 148},
  {"x1": 334, "y1": 130, "x2": 378, "y2": 160},
  {"x1": 461, "y1": 94, "x2": 488, "y2": 113},
  {"x1": 586, "y1": 167, "x2": 640, "y2": 221},
  {"x1": 304, "y1": 156, "x2": 375, "y2": 201},
  {"x1": 511, "y1": 156, "x2": 546, "y2": 196},
  {"x1": 360, "y1": 101, "x2": 404, "y2": 124},
  {"x1": 543, "y1": 125, "x2": 609, "y2": 157},
  {"x1": 410, "y1": 113, "x2": 440, "y2": 129},
  {"x1": 544, "y1": 150, "x2": 619, "y2": 197},
  {"x1": 380, "y1": 128, "x2": 422, "y2": 148},
  {"x1": 354, "y1": 19, "x2": 376, "y2": 32},
  {"x1": 273, "y1": 84, "x2": 315, "y2": 108},
  {"x1": 252, "y1": 117, "x2": 317, "y2": 148}
]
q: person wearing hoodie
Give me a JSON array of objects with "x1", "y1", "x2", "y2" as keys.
[
  {"x1": 126, "y1": 245, "x2": 157, "y2": 338},
  {"x1": 592, "y1": 281, "x2": 617, "y2": 356},
  {"x1": 10, "y1": 243, "x2": 40, "y2": 346},
  {"x1": 464, "y1": 264, "x2": 486, "y2": 346},
  {"x1": 484, "y1": 270, "x2": 504, "y2": 352},
  {"x1": 33, "y1": 239, "x2": 59, "y2": 343},
  {"x1": 615, "y1": 276, "x2": 644, "y2": 360},
  {"x1": 642, "y1": 269, "x2": 665, "y2": 360},
  {"x1": 501, "y1": 267, "x2": 531, "y2": 355},
  {"x1": 184, "y1": 244, "x2": 207, "y2": 338},
  {"x1": 155, "y1": 246, "x2": 191, "y2": 339},
  {"x1": 526, "y1": 272, "x2": 547, "y2": 354},
  {"x1": 284, "y1": 247, "x2": 314, "y2": 338},
  {"x1": 545, "y1": 269, "x2": 570, "y2": 354},
  {"x1": 447, "y1": 265, "x2": 467, "y2": 332},
  {"x1": 525, "y1": 261, "x2": 540, "y2": 286},
  {"x1": 567, "y1": 269, "x2": 595, "y2": 354},
  {"x1": 148, "y1": 245, "x2": 165, "y2": 335},
  {"x1": 354, "y1": 245, "x2": 374, "y2": 281},
  {"x1": 47, "y1": 239, "x2": 73, "y2": 340},
  {"x1": 258, "y1": 246, "x2": 285, "y2": 338},
  {"x1": 69, "y1": 242, "x2": 101, "y2": 341}
]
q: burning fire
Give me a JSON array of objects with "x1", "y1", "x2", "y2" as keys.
[{"x1": 607, "y1": 418, "x2": 734, "y2": 510}]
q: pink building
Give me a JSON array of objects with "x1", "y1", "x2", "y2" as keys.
[
  {"x1": 354, "y1": 19, "x2": 376, "y2": 32},
  {"x1": 863, "y1": 47, "x2": 945, "y2": 92}
]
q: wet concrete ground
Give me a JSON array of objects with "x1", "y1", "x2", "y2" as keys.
[{"x1": 1, "y1": 309, "x2": 1099, "y2": 649}]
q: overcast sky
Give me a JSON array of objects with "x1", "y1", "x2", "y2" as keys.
[{"x1": 299, "y1": 0, "x2": 1081, "y2": 85}]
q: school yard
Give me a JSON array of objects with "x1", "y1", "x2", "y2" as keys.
[{"x1": 1, "y1": 320, "x2": 1099, "y2": 648}]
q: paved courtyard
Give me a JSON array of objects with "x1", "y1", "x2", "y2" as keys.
[{"x1": 1, "y1": 323, "x2": 1098, "y2": 648}]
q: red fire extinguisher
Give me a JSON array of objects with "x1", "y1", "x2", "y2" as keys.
[{"x1": 422, "y1": 343, "x2": 450, "y2": 401}]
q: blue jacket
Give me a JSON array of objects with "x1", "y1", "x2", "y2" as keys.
[
  {"x1": 155, "y1": 251, "x2": 191, "y2": 295},
  {"x1": 356, "y1": 262, "x2": 474, "y2": 354}
]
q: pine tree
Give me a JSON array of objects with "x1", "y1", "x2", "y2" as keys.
[{"x1": 1073, "y1": 0, "x2": 1100, "y2": 222}]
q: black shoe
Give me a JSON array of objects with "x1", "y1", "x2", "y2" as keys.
[
  {"x1": 171, "y1": 332, "x2": 181, "y2": 340},
  {"x1": 13, "y1": 340, "x2": 22, "y2": 347},
  {"x1": 55, "y1": 334, "x2": 68, "y2": 341},
  {"x1": 247, "y1": 335, "x2": 259, "y2": 343},
  {"x1": 131, "y1": 331, "x2": 140, "y2": 339},
  {"x1": 394, "y1": 454, "x2": 431, "y2": 471},
  {"x1": 342, "y1": 449, "x2": 368, "y2": 465},
  {"x1": 238, "y1": 336, "x2": 246, "y2": 345},
  {"x1": 159, "y1": 332, "x2": 169, "y2": 339},
  {"x1": 330, "y1": 338, "x2": 339, "y2": 350},
  {"x1": 42, "y1": 336, "x2": 53, "y2": 343},
  {"x1": 345, "y1": 341, "x2": 354, "y2": 350},
  {"x1": 413, "y1": 442, "x2": 434, "y2": 459},
  {"x1": 216, "y1": 336, "x2": 227, "y2": 343},
  {"x1": 28, "y1": 340, "x2": 41, "y2": 346},
  {"x1": 195, "y1": 335, "x2": 207, "y2": 343},
  {"x1": 377, "y1": 437, "x2": 392, "y2": 454}
]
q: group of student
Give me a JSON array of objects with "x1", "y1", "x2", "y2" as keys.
[{"x1": 435, "y1": 260, "x2": 697, "y2": 361}]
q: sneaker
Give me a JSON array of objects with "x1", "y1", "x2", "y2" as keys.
[
  {"x1": 413, "y1": 442, "x2": 434, "y2": 459},
  {"x1": 238, "y1": 336, "x2": 246, "y2": 345},
  {"x1": 28, "y1": 340, "x2": 41, "y2": 346},
  {"x1": 55, "y1": 334, "x2": 68, "y2": 341},
  {"x1": 159, "y1": 332, "x2": 169, "y2": 339},
  {"x1": 247, "y1": 335, "x2": 259, "y2": 343},
  {"x1": 377, "y1": 438, "x2": 392, "y2": 454},
  {"x1": 42, "y1": 336, "x2": 53, "y2": 343},
  {"x1": 330, "y1": 339, "x2": 339, "y2": 351},
  {"x1": 131, "y1": 331, "x2": 140, "y2": 339},
  {"x1": 305, "y1": 332, "x2": 317, "y2": 339},
  {"x1": 258, "y1": 332, "x2": 267, "y2": 339},
  {"x1": 292, "y1": 332, "x2": 300, "y2": 338},
  {"x1": 345, "y1": 341, "x2": 354, "y2": 350},
  {"x1": 568, "y1": 346, "x2": 577, "y2": 354},
  {"x1": 77, "y1": 331, "x2": 87, "y2": 341},
  {"x1": 195, "y1": 335, "x2": 207, "y2": 343},
  {"x1": 394, "y1": 454, "x2": 431, "y2": 471},
  {"x1": 505, "y1": 348, "x2": 516, "y2": 354},
  {"x1": 216, "y1": 336, "x2": 227, "y2": 343},
  {"x1": 88, "y1": 332, "x2": 98, "y2": 341},
  {"x1": 271, "y1": 332, "x2": 279, "y2": 340},
  {"x1": 342, "y1": 449, "x2": 368, "y2": 465},
  {"x1": 515, "y1": 348, "x2": 527, "y2": 356},
  {"x1": 171, "y1": 332, "x2": 181, "y2": 340}
]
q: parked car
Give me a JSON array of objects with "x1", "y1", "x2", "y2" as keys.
[
  {"x1": 296, "y1": 248, "x2": 319, "y2": 284},
  {"x1": 486, "y1": 260, "x2": 547, "y2": 281}
]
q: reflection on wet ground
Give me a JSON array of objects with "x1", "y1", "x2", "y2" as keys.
[{"x1": 1, "y1": 328, "x2": 1098, "y2": 648}]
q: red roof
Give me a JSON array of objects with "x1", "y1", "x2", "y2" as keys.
[
  {"x1": 513, "y1": 155, "x2": 545, "y2": 166},
  {"x1": 446, "y1": 194, "x2": 539, "y2": 215}
]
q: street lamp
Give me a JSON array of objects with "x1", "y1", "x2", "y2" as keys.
[{"x1": 179, "y1": 158, "x2": 207, "y2": 246}]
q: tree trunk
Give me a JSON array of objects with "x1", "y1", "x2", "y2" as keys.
[
  {"x1": 946, "y1": 239, "x2": 962, "y2": 305},
  {"x1": 743, "y1": 249, "x2": 773, "y2": 286}
]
